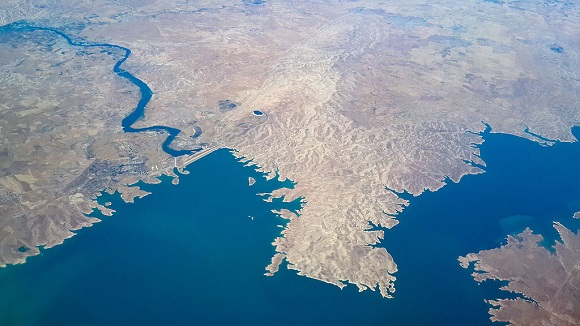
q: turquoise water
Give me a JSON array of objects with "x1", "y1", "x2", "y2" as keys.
[{"x1": 2, "y1": 129, "x2": 580, "y2": 325}]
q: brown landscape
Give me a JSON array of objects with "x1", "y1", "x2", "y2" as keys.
[{"x1": 460, "y1": 221, "x2": 580, "y2": 325}]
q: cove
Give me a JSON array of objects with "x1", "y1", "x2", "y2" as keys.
[
  {"x1": 381, "y1": 126, "x2": 580, "y2": 325},
  {"x1": 0, "y1": 21, "x2": 198, "y2": 157}
]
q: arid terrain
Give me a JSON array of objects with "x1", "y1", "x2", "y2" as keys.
[
  {"x1": 460, "y1": 221, "x2": 580, "y2": 325},
  {"x1": 0, "y1": 0, "x2": 579, "y2": 321}
]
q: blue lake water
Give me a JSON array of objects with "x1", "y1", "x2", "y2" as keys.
[{"x1": 1, "y1": 128, "x2": 580, "y2": 325}]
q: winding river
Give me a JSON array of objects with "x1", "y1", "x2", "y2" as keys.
[{"x1": 2, "y1": 21, "x2": 199, "y2": 157}]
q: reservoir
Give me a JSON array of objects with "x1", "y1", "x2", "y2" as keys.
[{"x1": 1, "y1": 128, "x2": 580, "y2": 325}]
